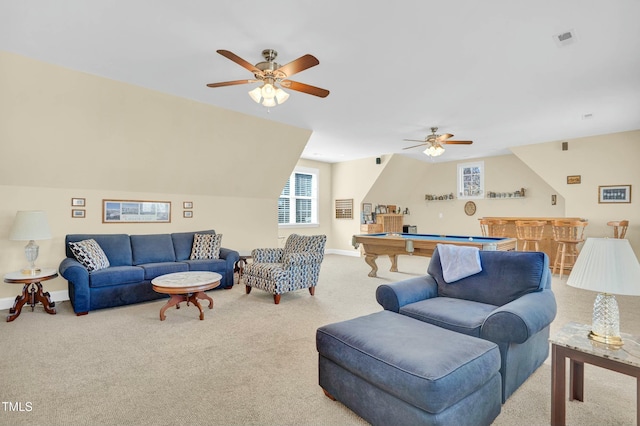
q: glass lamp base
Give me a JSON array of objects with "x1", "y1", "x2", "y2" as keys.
[
  {"x1": 590, "y1": 293, "x2": 624, "y2": 348},
  {"x1": 21, "y1": 267, "x2": 41, "y2": 275}
]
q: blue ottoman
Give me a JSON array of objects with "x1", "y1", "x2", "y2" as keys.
[{"x1": 316, "y1": 311, "x2": 501, "y2": 426}]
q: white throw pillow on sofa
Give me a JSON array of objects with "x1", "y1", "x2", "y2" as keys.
[
  {"x1": 190, "y1": 233, "x2": 223, "y2": 260},
  {"x1": 69, "y1": 239, "x2": 110, "y2": 271}
]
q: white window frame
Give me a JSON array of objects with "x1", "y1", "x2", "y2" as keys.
[
  {"x1": 457, "y1": 161, "x2": 485, "y2": 199},
  {"x1": 278, "y1": 166, "x2": 319, "y2": 228}
]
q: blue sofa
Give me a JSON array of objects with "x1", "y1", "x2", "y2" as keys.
[
  {"x1": 376, "y1": 248, "x2": 557, "y2": 402},
  {"x1": 59, "y1": 230, "x2": 239, "y2": 315}
]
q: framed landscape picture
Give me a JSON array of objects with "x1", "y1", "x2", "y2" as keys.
[
  {"x1": 598, "y1": 185, "x2": 631, "y2": 203},
  {"x1": 103, "y1": 200, "x2": 171, "y2": 223}
]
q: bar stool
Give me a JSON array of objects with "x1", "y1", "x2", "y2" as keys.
[
  {"x1": 479, "y1": 219, "x2": 509, "y2": 237},
  {"x1": 607, "y1": 220, "x2": 629, "y2": 239},
  {"x1": 551, "y1": 219, "x2": 588, "y2": 279},
  {"x1": 515, "y1": 220, "x2": 546, "y2": 251}
]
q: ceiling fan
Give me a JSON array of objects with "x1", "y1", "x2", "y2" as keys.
[
  {"x1": 206, "y1": 49, "x2": 330, "y2": 107},
  {"x1": 403, "y1": 127, "x2": 473, "y2": 157}
]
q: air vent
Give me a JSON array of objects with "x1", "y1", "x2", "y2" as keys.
[{"x1": 553, "y1": 29, "x2": 577, "y2": 47}]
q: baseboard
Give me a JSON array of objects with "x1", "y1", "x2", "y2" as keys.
[
  {"x1": 0, "y1": 289, "x2": 69, "y2": 311},
  {"x1": 326, "y1": 249, "x2": 360, "y2": 257}
]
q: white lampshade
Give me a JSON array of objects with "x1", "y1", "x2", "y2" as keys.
[
  {"x1": 262, "y1": 97, "x2": 276, "y2": 107},
  {"x1": 567, "y1": 237, "x2": 640, "y2": 347},
  {"x1": 261, "y1": 83, "x2": 276, "y2": 100},
  {"x1": 567, "y1": 238, "x2": 640, "y2": 296},
  {"x1": 248, "y1": 86, "x2": 262, "y2": 103},
  {"x1": 275, "y1": 88, "x2": 289, "y2": 104},
  {"x1": 424, "y1": 144, "x2": 445, "y2": 157},
  {"x1": 9, "y1": 211, "x2": 52, "y2": 241}
]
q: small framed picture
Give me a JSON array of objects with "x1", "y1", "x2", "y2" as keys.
[
  {"x1": 71, "y1": 209, "x2": 86, "y2": 218},
  {"x1": 599, "y1": 185, "x2": 631, "y2": 203},
  {"x1": 71, "y1": 198, "x2": 86, "y2": 207},
  {"x1": 183, "y1": 211, "x2": 193, "y2": 218},
  {"x1": 566, "y1": 175, "x2": 581, "y2": 185},
  {"x1": 183, "y1": 201, "x2": 193, "y2": 209},
  {"x1": 362, "y1": 203, "x2": 372, "y2": 215}
]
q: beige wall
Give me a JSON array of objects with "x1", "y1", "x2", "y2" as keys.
[
  {"x1": 512, "y1": 130, "x2": 640, "y2": 253},
  {"x1": 327, "y1": 132, "x2": 639, "y2": 258},
  {"x1": 0, "y1": 52, "x2": 310, "y2": 300},
  {"x1": 1, "y1": 51, "x2": 638, "y2": 304}
]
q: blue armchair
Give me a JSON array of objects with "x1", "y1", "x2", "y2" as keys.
[
  {"x1": 376, "y1": 247, "x2": 556, "y2": 402},
  {"x1": 244, "y1": 234, "x2": 327, "y2": 304}
]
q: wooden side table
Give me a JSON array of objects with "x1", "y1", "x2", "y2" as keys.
[
  {"x1": 550, "y1": 322, "x2": 640, "y2": 425},
  {"x1": 234, "y1": 251, "x2": 252, "y2": 284},
  {"x1": 4, "y1": 268, "x2": 58, "y2": 322}
]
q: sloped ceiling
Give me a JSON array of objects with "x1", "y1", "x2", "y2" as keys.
[{"x1": 1, "y1": 1, "x2": 639, "y2": 163}]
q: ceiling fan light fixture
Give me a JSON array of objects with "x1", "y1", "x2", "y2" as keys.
[
  {"x1": 261, "y1": 82, "x2": 276, "y2": 100},
  {"x1": 248, "y1": 86, "x2": 262, "y2": 103},
  {"x1": 262, "y1": 97, "x2": 277, "y2": 107},
  {"x1": 275, "y1": 87, "x2": 289, "y2": 104},
  {"x1": 424, "y1": 144, "x2": 445, "y2": 157}
]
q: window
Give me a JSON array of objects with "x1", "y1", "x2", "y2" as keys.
[
  {"x1": 278, "y1": 167, "x2": 318, "y2": 226},
  {"x1": 457, "y1": 161, "x2": 485, "y2": 199}
]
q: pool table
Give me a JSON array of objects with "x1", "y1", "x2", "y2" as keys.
[{"x1": 352, "y1": 232, "x2": 517, "y2": 277}]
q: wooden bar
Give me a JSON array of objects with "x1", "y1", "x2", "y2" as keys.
[{"x1": 479, "y1": 217, "x2": 586, "y2": 265}]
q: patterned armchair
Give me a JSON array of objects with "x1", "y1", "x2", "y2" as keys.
[{"x1": 244, "y1": 234, "x2": 327, "y2": 304}]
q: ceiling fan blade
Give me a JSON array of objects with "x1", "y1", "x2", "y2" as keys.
[
  {"x1": 403, "y1": 139, "x2": 427, "y2": 143},
  {"x1": 443, "y1": 140, "x2": 473, "y2": 145},
  {"x1": 216, "y1": 50, "x2": 259, "y2": 73},
  {"x1": 206, "y1": 79, "x2": 254, "y2": 88},
  {"x1": 403, "y1": 143, "x2": 428, "y2": 150},
  {"x1": 282, "y1": 80, "x2": 330, "y2": 98},
  {"x1": 277, "y1": 54, "x2": 320, "y2": 78},
  {"x1": 437, "y1": 133, "x2": 454, "y2": 141}
]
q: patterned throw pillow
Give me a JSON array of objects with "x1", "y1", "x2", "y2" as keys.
[
  {"x1": 68, "y1": 239, "x2": 110, "y2": 271},
  {"x1": 190, "y1": 233, "x2": 223, "y2": 260}
]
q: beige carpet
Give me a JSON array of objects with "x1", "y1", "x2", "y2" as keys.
[{"x1": 1, "y1": 254, "x2": 639, "y2": 425}]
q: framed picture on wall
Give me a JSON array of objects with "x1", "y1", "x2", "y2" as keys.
[
  {"x1": 71, "y1": 209, "x2": 85, "y2": 218},
  {"x1": 71, "y1": 198, "x2": 86, "y2": 207},
  {"x1": 102, "y1": 200, "x2": 171, "y2": 223},
  {"x1": 598, "y1": 185, "x2": 631, "y2": 203}
]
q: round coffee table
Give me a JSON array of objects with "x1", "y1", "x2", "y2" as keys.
[{"x1": 151, "y1": 271, "x2": 222, "y2": 321}]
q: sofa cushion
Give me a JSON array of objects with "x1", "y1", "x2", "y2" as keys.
[
  {"x1": 190, "y1": 233, "x2": 223, "y2": 260},
  {"x1": 66, "y1": 234, "x2": 132, "y2": 267},
  {"x1": 171, "y1": 230, "x2": 216, "y2": 261},
  {"x1": 88, "y1": 266, "x2": 145, "y2": 288},
  {"x1": 428, "y1": 249, "x2": 549, "y2": 306},
  {"x1": 140, "y1": 262, "x2": 189, "y2": 280},
  {"x1": 130, "y1": 234, "x2": 176, "y2": 265},
  {"x1": 316, "y1": 311, "x2": 500, "y2": 414},
  {"x1": 68, "y1": 239, "x2": 110, "y2": 271},
  {"x1": 184, "y1": 259, "x2": 227, "y2": 274},
  {"x1": 400, "y1": 298, "x2": 498, "y2": 338}
]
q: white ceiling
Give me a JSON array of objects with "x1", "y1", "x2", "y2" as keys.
[{"x1": 2, "y1": 1, "x2": 640, "y2": 163}]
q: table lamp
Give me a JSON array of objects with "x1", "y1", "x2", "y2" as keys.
[
  {"x1": 9, "y1": 210, "x2": 52, "y2": 275},
  {"x1": 567, "y1": 237, "x2": 640, "y2": 348}
]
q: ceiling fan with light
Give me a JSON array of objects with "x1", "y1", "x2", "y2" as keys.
[
  {"x1": 206, "y1": 49, "x2": 330, "y2": 107},
  {"x1": 403, "y1": 127, "x2": 473, "y2": 157}
]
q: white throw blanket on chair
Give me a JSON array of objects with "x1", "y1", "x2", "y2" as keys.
[{"x1": 437, "y1": 244, "x2": 482, "y2": 283}]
